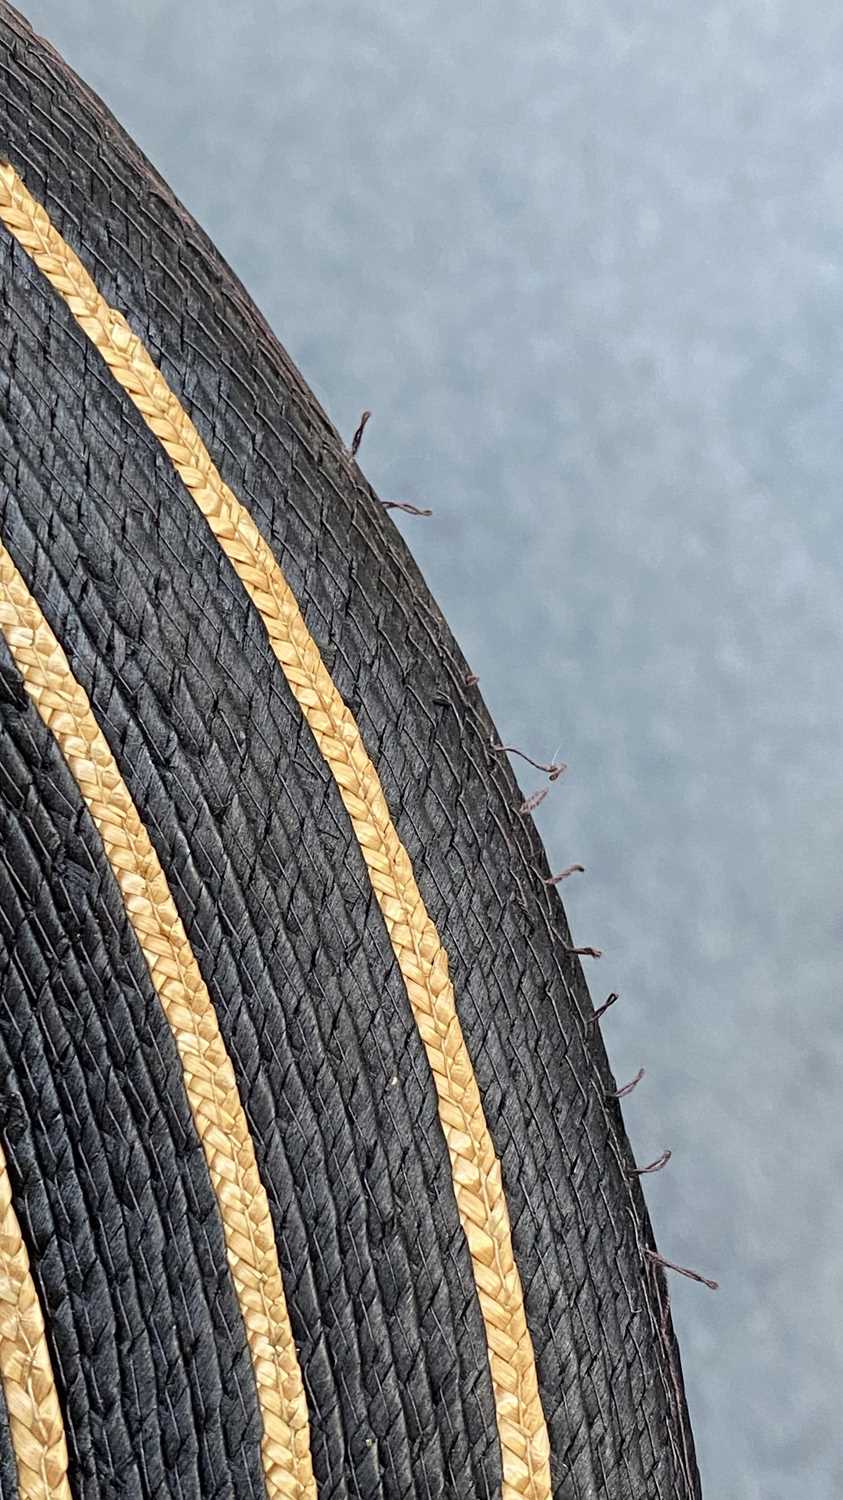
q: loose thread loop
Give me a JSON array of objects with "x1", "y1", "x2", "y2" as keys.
[
  {"x1": 628, "y1": 1149, "x2": 672, "y2": 1176},
  {"x1": 544, "y1": 863, "x2": 584, "y2": 886},
  {"x1": 519, "y1": 788, "x2": 548, "y2": 815},
  {"x1": 645, "y1": 1248, "x2": 719, "y2": 1292},
  {"x1": 350, "y1": 409, "x2": 371, "y2": 456},
  {"x1": 565, "y1": 943, "x2": 603, "y2": 959},
  {"x1": 381, "y1": 500, "x2": 433, "y2": 516},
  {"x1": 491, "y1": 739, "x2": 566, "y2": 781},
  {"x1": 590, "y1": 992, "x2": 619, "y2": 1026},
  {"x1": 608, "y1": 1067, "x2": 645, "y2": 1099}
]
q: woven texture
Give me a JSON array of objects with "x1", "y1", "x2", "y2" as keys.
[
  {"x1": 0, "y1": 3, "x2": 701, "y2": 1496},
  {"x1": 0, "y1": 544, "x2": 315, "y2": 1500},
  {"x1": 0, "y1": 160, "x2": 551, "y2": 1500},
  {"x1": 0, "y1": 1143, "x2": 69, "y2": 1500}
]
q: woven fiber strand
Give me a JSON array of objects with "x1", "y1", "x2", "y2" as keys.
[
  {"x1": 0, "y1": 161, "x2": 552, "y2": 1500},
  {"x1": 0, "y1": 1140, "x2": 69, "y2": 1500},
  {"x1": 0, "y1": 543, "x2": 315, "y2": 1500}
]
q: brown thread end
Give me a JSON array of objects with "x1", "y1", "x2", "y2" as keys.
[
  {"x1": 350, "y1": 409, "x2": 371, "y2": 456},
  {"x1": 645, "y1": 1248, "x2": 719, "y2": 1292}
]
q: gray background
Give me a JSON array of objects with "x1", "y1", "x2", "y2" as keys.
[{"x1": 20, "y1": 2, "x2": 843, "y2": 1495}]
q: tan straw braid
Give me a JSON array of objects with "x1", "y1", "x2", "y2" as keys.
[
  {"x1": 0, "y1": 161, "x2": 552, "y2": 1498},
  {"x1": 0, "y1": 1142, "x2": 71, "y2": 1500},
  {"x1": 0, "y1": 544, "x2": 315, "y2": 1500}
]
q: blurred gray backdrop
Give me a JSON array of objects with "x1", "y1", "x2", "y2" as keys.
[{"x1": 21, "y1": 3, "x2": 843, "y2": 1495}]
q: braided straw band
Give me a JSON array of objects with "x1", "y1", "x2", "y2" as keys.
[
  {"x1": 0, "y1": 163, "x2": 553, "y2": 1497},
  {"x1": 0, "y1": 545, "x2": 315, "y2": 1500},
  {"x1": 0, "y1": 1141, "x2": 71, "y2": 1500}
]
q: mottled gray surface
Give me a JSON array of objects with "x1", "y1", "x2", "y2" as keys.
[{"x1": 20, "y1": 2, "x2": 843, "y2": 1495}]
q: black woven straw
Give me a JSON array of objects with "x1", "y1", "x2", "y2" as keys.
[{"x1": 0, "y1": 4, "x2": 701, "y2": 1496}]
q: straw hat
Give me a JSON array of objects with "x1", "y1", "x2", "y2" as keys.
[{"x1": 0, "y1": 5, "x2": 702, "y2": 1496}]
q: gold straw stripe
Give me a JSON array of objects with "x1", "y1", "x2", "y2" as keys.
[
  {"x1": 0, "y1": 545, "x2": 315, "y2": 1500},
  {"x1": 0, "y1": 1141, "x2": 71, "y2": 1500},
  {"x1": 0, "y1": 161, "x2": 552, "y2": 1498}
]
